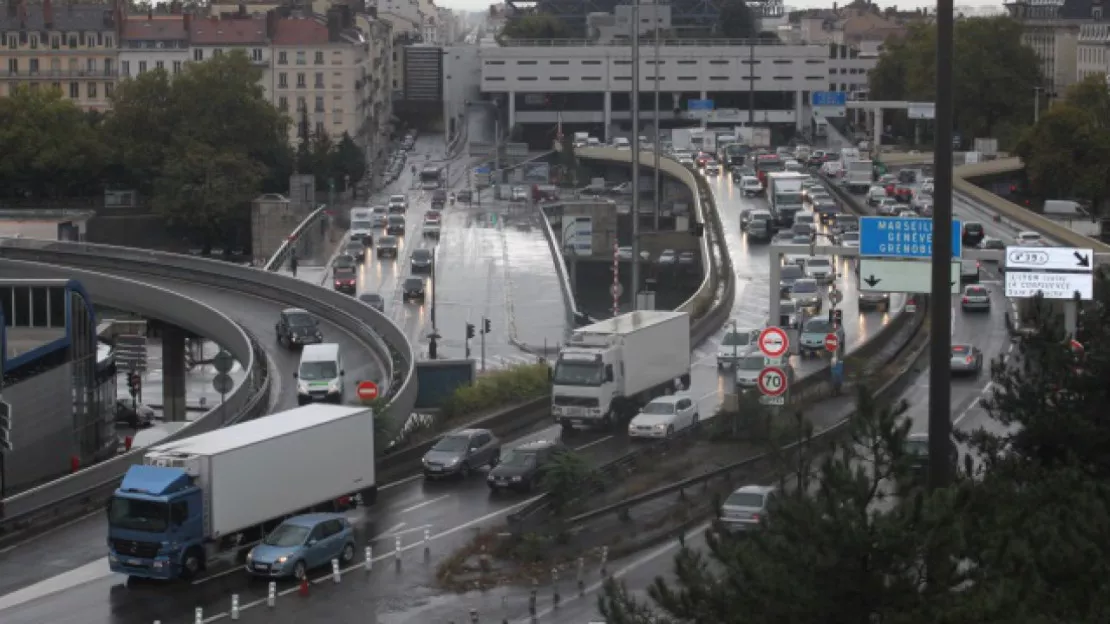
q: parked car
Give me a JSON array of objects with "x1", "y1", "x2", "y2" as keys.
[
  {"x1": 246, "y1": 513, "x2": 356, "y2": 579},
  {"x1": 422, "y1": 429, "x2": 501, "y2": 479},
  {"x1": 627, "y1": 394, "x2": 699, "y2": 439}
]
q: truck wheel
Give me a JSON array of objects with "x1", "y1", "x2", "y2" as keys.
[{"x1": 181, "y1": 548, "x2": 203, "y2": 580}]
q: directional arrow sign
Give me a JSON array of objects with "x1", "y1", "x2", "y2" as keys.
[
  {"x1": 1006, "y1": 246, "x2": 1093, "y2": 272},
  {"x1": 858, "y1": 258, "x2": 960, "y2": 294}
]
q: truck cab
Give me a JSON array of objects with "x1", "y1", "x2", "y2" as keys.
[{"x1": 108, "y1": 465, "x2": 205, "y2": 580}]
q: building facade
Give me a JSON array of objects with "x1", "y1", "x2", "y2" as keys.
[
  {"x1": 188, "y1": 14, "x2": 273, "y2": 98},
  {"x1": 481, "y1": 39, "x2": 831, "y2": 140},
  {"x1": 0, "y1": 0, "x2": 120, "y2": 110},
  {"x1": 119, "y1": 13, "x2": 189, "y2": 79},
  {"x1": 1076, "y1": 21, "x2": 1110, "y2": 80},
  {"x1": 1006, "y1": 0, "x2": 1110, "y2": 97}
]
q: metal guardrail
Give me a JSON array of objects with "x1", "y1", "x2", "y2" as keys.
[
  {"x1": 0, "y1": 237, "x2": 418, "y2": 448},
  {"x1": 496, "y1": 38, "x2": 819, "y2": 48},
  {"x1": 264, "y1": 203, "x2": 332, "y2": 272},
  {"x1": 536, "y1": 204, "x2": 589, "y2": 343},
  {"x1": 0, "y1": 261, "x2": 270, "y2": 531}
]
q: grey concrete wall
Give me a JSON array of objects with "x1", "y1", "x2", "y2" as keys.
[{"x1": 5, "y1": 363, "x2": 75, "y2": 491}]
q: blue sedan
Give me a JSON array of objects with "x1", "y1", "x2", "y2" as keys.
[{"x1": 246, "y1": 513, "x2": 356, "y2": 579}]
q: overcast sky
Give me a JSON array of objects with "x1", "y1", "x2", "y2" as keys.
[{"x1": 436, "y1": 0, "x2": 1006, "y2": 18}]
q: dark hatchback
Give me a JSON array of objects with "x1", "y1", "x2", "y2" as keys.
[
  {"x1": 487, "y1": 440, "x2": 567, "y2": 493},
  {"x1": 402, "y1": 277, "x2": 425, "y2": 303},
  {"x1": 962, "y1": 222, "x2": 985, "y2": 246},
  {"x1": 275, "y1": 308, "x2": 322, "y2": 349}
]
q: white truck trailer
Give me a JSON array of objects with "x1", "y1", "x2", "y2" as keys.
[
  {"x1": 551, "y1": 311, "x2": 691, "y2": 430},
  {"x1": 107, "y1": 404, "x2": 377, "y2": 580},
  {"x1": 767, "y1": 171, "x2": 808, "y2": 227},
  {"x1": 844, "y1": 159, "x2": 873, "y2": 193}
]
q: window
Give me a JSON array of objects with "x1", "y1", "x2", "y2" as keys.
[
  {"x1": 314, "y1": 51, "x2": 324, "y2": 64},
  {"x1": 315, "y1": 121, "x2": 325, "y2": 135},
  {"x1": 105, "y1": 82, "x2": 113, "y2": 98},
  {"x1": 138, "y1": 61, "x2": 147, "y2": 73},
  {"x1": 279, "y1": 72, "x2": 288, "y2": 88},
  {"x1": 296, "y1": 51, "x2": 306, "y2": 65},
  {"x1": 278, "y1": 96, "x2": 288, "y2": 111},
  {"x1": 278, "y1": 51, "x2": 288, "y2": 64},
  {"x1": 296, "y1": 96, "x2": 306, "y2": 111},
  {"x1": 87, "y1": 82, "x2": 97, "y2": 98},
  {"x1": 581, "y1": 60, "x2": 601, "y2": 65},
  {"x1": 709, "y1": 59, "x2": 728, "y2": 65},
  {"x1": 677, "y1": 76, "x2": 696, "y2": 81},
  {"x1": 677, "y1": 60, "x2": 696, "y2": 65},
  {"x1": 193, "y1": 48, "x2": 203, "y2": 61},
  {"x1": 51, "y1": 36, "x2": 59, "y2": 49},
  {"x1": 69, "y1": 82, "x2": 78, "y2": 98},
  {"x1": 614, "y1": 76, "x2": 630, "y2": 80},
  {"x1": 6, "y1": 58, "x2": 15, "y2": 73},
  {"x1": 485, "y1": 76, "x2": 504, "y2": 81},
  {"x1": 516, "y1": 60, "x2": 536, "y2": 65},
  {"x1": 87, "y1": 58, "x2": 96, "y2": 72},
  {"x1": 582, "y1": 76, "x2": 601, "y2": 81},
  {"x1": 104, "y1": 58, "x2": 112, "y2": 74},
  {"x1": 28, "y1": 58, "x2": 37, "y2": 73},
  {"x1": 105, "y1": 36, "x2": 113, "y2": 48},
  {"x1": 252, "y1": 48, "x2": 262, "y2": 61},
  {"x1": 315, "y1": 96, "x2": 324, "y2": 112},
  {"x1": 549, "y1": 60, "x2": 568, "y2": 65},
  {"x1": 710, "y1": 76, "x2": 729, "y2": 80},
  {"x1": 646, "y1": 59, "x2": 664, "y2": 65},
  {"x1": 29, "y1": 34, "x2": 36, "y2": 49},
  {"x1": 773, "y1": 59, "x2": 792, "y2": 64},
  {"x1": 296, "y1": 72, "x2": 306, "y2": 88},
  {"x1": 484, "y1": 60, "x2": 504, "y2": 65},
  {"x1": 173, "y1": 61, "x2": 181, "y2": 74},
  {"x1": 315, "y1": 72, "x2": 323, "y2": 88},
  {"x1": 213, "y1": 48, "x2": 223, "y2": 57},
  {"x1": 551, "y1": 76, "x2": 569, "y2": 81},
  {"x1": 7, "y1": 35, "x2": 14, "y2": 49},
  {"x1": 519, "y1": 76, "x2": 537, "y2": 81}
]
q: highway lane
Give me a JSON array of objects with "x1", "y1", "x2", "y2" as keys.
[
  {"x1": 322, "y1": 134, "x2": 566, "y2": 371},
  {"x1": 0, "y1": 260, "x2": 389, "y2": 600}
]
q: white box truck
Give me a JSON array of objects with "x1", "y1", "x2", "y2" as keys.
[
  {"x1": 107, "y1": 404, "x2": 377, "y2": 580},
  {"x1": 767, "y1": 171, "x2": 808, "y2": 226},
  {"x1": 844, "y1": 159, "x2": 873, "y2": 193},
  {"x1": 551, "y1": 311, "x2": 691, "y2": 430}
]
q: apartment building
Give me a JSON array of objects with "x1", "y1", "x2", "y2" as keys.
[
  {"x1": 1006, "y1": 0, "x2": 1110, "y2": 96},
  {"x1": 0, "y1": 0, "x2": 120, "y2": 110},
  {"x1": 270, "y1": 6, "x2": 370, "y2": 145},
  {"x1": 1076, "y1": 21, "x2": 1110, "y2": 80},
  {"x1": 187, "y1": 13, "x2": 272, "y2": 100},
  {"x1": 119, "y1": 13, "x2": 189, "y2": 79}
]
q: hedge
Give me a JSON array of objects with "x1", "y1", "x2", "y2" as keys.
[{"x1": 440, "y1": 363, "x2": 551, "y2": 420}]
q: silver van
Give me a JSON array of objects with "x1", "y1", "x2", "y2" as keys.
[{"x1": 296, "y1": 343, "x2": 345, "y2": 405}]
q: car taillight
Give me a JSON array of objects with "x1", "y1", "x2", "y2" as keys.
[
  {"x1": 751, "y1": 513, "x2": 761, "y2": 522},
  {"x1": 962, "y1": 297, "x2": 969, "y2": 304}
]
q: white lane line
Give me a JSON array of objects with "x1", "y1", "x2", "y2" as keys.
[
  {"x1": 573, "y1": 435, "x2": 614, "y2": 451},
  {"x1": 399, "y1": 494, "x2": 451, "y2": 515},
  {"x1": 374, "y1": 522, "x2": 406, "y2": 540},
  {"x1": 0, "y1": 558, "x2": 114, "y2": 611},
  {"x1": 953, "y1": 381, "x2": 995, "y2": 428},
  {"x1": 370, "y1": 524, "x2": 432, "y2": 541}
]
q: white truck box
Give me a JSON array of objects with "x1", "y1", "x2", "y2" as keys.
[
  {"x1": 973, "y1": 138, "x2": 998, "y2": 159},
  {"x1": 145, "y1": 404, "x2": 376, "y2": 538},
  {"x1": 570, "y1": 311, "x2": 690, "y2": 396},
  {"x1": 845, "y1": 159, "x2": 872, "y2": 190}
]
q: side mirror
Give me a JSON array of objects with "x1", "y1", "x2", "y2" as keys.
[
  {"x1": 308, "y1": 539, "x2": 318, "y2": 546},
  {"x1": 605, "y1": 368, "x2": 614, "y2": 383},
  {"x1": 292, "y1": 373, "x2": 298, "y2": 379}
]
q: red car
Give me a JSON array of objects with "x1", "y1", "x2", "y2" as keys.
[
  {"x1": 893, "y1": 186, "x2": 914, "y2": 202},
  {"x1": 696, "y1": 152, "x2": 713, "y2": 167}
]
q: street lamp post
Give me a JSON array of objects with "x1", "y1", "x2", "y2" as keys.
[
  {"x1": 630, "y1": 0, "x2": 642, "y2": 313},
  {"x1": 652, "y1": 11, "x2": 661, "y2": 232}
]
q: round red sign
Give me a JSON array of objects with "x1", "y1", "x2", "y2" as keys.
[
  {"x1": 356, "y1": 380, "x2": 379, "y2": 402},
  {"x1": 824, "y1": 333, "x2": 840, "y2": 353}
]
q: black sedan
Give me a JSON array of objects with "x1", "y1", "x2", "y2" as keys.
[
  {"x1": 402, "y1": 277, "x2": 425, "y2": 303},
  {"x1": 275, "y1": 307, "x2": 322, "y2": 349}
]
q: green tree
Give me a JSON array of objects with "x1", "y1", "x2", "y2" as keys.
[
  {"x1": 717, "y1": 0, "x2": 757, "y2": 39},
  {"x1": 499, "y1": 14, "x2": 569, "y2": 40},
  {"x1": 333, "y1": 132, "x2": 367, "y2": 189},
  {"x1": 542, "y1": 450, "x2": 602, "y2": 513},
  {"x1": 0, "y1": 86, "x2": 106, "y2": 198},
  {"x1": 103, "y1": 68, "x2": 175, "y2": 193},
  {"x1": 153, "y1": 140, "x2": 264, "y2": 245},
  {"x1": 868, "y1": 17, "x2": 1041, "y2": 141},
  {"x1": 1015, "y1": 75, "x2": 1110, "y2": 209}
]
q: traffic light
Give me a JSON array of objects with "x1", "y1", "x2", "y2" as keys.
[
  {"x1": 828, "y1": 309, "x2": 843, "y2": 329},
  {"x1": 483, "y1": 318, "x2": 491, "y2": 334},
  {"x1": 466, "y1": 323, "x2": 475, "y2": 340},
  {"x1": 128, "y1": 372, "x2": 141, "y2": 398}
]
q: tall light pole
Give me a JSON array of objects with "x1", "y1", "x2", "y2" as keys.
[
  {"x1": 929, "y1": 0, "x2": 955, "y2": 491},
  {"x1": 1033, "y1": 86, "x2": 1043, "y2": 123},
  {"x1": 652, "y1": 6, "x2": 661, "y2": 232},
  {"x1": 630, "y1": 0, "x2": 641, "y2": 312}
]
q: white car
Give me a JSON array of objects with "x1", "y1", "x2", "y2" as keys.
[
  {"x1": 867, "y1": 186, "x2": 887, "y2": 206},
  {"x1": 370, "y1": 206, "x2": 388, "y2": 227},
  {"x1": 734, "y1": 353, "x2": 769, "y2": 388},
  {"x1": 920, "y1": 180, "x2": 935, "y2": 194},
  {"x1": 617, "y1": 246, "x2": 633, "y2": 261},
  {"x1": 717, "y1": 328, "x2": 760, "y2": 368},
  {"x1": 628, "y1": 394, "x2": 699, "y2": 439},
  {"x1": 784, "y1": 250, "x2": 810, "y2": 266},
  {"x1": 1016, "y1": 231, "x2": 1044, "y2": 246},
  {"x1": 740, "y1": 176, "x2": 762, "y2": 196},
  {"x1": 704, "y1": 161, "x2": 720, "y2": 175},
  {"x1": 677, "y1": 154, "x2": 695, "y2": 167},
  {"x1": 612, "y1": 137, "x2": 631, "y2": 150},
  {"x1": 388, "y1": 194, "x2": 408, "y2": 213},
  {"x1": 657, "y1": 249, "x2": 677, "y2": 265},
  {"x1": 511, "y1": 186, "x2": 529, "y2": 202},
  {"x1": 803, "y1": 255, "x2": 835, "y2": 281},
  {"x1": 839, "y1": 231, "x2": 861, "y2": 248},
  {"x1": 422, "y1": 212, "x2": 441, "y2": 238}
]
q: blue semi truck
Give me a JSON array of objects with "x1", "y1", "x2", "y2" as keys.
[{"x1": 107, "y1": 404, "x2": 377, "y2": 580}]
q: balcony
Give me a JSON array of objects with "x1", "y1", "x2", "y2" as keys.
[{"x1": 0, "y1": 69, "x2": 119, "y2": 79}]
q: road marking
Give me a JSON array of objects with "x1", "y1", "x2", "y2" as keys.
[
  {"x1": 371, "y1": 524, "x2": 432, "y2": 541},
  {"x1": 573, "y1": 435, "x2": 613, "y2": 451},
  {"x1": 399, "y1": 494, "x2": 450, "y2": 515},
  {"x1": 0, "y1": 557, "x2": 114, "y2": 611}
]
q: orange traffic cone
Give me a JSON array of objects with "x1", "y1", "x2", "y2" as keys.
[{"x1": 298, "y1": 576, "x2": 309, "y2": 597}]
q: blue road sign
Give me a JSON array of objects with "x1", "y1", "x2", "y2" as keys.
[
  {"x1": 688, "y1": 99, "x2": 714, "y2": 111},
  {"x1": 859, "y1": 217, "x2": 962, "y2": 258},
  {"x1": 475, "y1": 166, "x2": 490, "y2": 174},
  {"x1": 811, "y1": 91, "x2": 847, "y2": 107}
]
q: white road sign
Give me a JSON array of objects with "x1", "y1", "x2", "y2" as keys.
[
  {"x1": 1006, "y1": 246, "x2": 1092, "y2": 272},
  {"x1": 1005, "y1": 271, "x2": 1093, "y2": 300},
  {"x1": 760, "y1": 395, "x2": 786, "y2": 406},
  {"x1": 757, "y1": 327, "x2": 789, "y2": 358},
  {"x1": 858, "y1": 258, "x2": 960, "y2": 295}
]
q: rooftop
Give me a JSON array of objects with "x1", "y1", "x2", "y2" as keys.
[
  {"x1": 122, "y1": 15, "x2": 187, "y2": 41},
  {"x1": 272, "y1": 15, "x2": 330, "y2": 45},
  {"x1": 0, "y1": 1, "x2": 117, "y2": 31},
  {"x1": 189, "y1": 15, "x2": 267, "y2": 45}
]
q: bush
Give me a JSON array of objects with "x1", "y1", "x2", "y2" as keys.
[{"x1": 440, "y1": 363, "x2": 551, "y2": 420}]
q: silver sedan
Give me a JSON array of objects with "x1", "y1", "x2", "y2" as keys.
[
  {"x1": 960, "y1": 284, "x2": 991, "y2": 312},
  {"x1": 950, "y1": 344, "x2": 983, "y2": 376}
]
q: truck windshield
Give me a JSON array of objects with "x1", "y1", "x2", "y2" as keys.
[
  {"x1": 109, "y1": 497, "x2": 169, "y2": 532},
  {"x1": 299, "y1": 361, "x2": 337, "y2": 380},
  {"x1": 264, "y1": 524, "x2": 311, "y2": 547},
  {"x1": 351, "y1": 220, "x2": 372, "y2": 230},
  {"x1": 775, "y1": 192, "x2": 804, "y2": 206},
  {"x1": 553, "y1": 359, "x2": 604, "y2": 386}
]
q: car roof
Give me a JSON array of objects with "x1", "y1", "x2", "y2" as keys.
[
  {"x1": 647, "y1": 394, "x2": 689, "y2": 406},
  {"x1": 731, "y1": 484, "x2": 776, "y2": 496},
  {"x1": 404, "y1": 276, "x2": 423, "y2": 283},
  {"x1": 453, "y1": 428, "x2": 492, "y2": 437},
  {"x1": 952, "y1": 344, "x2": 973, "y2": 351},
  {"x1": 964, "y1": 284, "x2": 987, "y2": 292},
  {"x1": 282, "y1": 512, "x2": 345, "y2": 527},
  {"x1": 379, "y1": 236, "x2": 397, "y2": 243},
  {"x1": 282, "y1": 307, "x2": 311, "y2": 316},
  {"x1": 516, "y1": 439, "x2": 559, "y2": 451},
  {"x1": 412, "y1": 248, "x2": 432, "y2": 256}
]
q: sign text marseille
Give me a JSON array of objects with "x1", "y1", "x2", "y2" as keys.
[{"x1": 859, "y1": 216, "x2": 962, "y2": 259}]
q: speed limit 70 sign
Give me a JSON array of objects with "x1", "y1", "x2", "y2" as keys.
[{"x1": 757, "y1": 366, "x2": 788, "y2": 397}]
